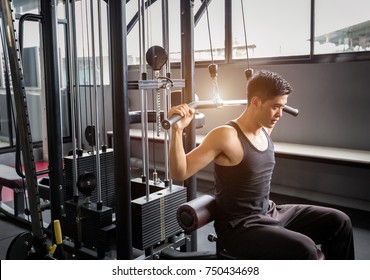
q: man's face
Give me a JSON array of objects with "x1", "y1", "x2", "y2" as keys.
[{"x1": 256, "y1": 95, "x2": 288, "y2": 129}]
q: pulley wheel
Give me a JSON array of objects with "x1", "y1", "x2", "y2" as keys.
[
  {"x1": 77, "y1": 172, "x2": 97, "y2": 197},
  {"x1": 85, "y1": 125, "x2": 96, "y2": 146},
  {"x1": 146, "y1": 45, "x2": 168, "y2": 71},
  {"x1": 6, "y1": 231, "x2": 34, "y2": 260}
]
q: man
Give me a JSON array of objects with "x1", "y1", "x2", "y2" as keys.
[{"x1": 169, "y1": 70, "x2": 354, "y2": 259}]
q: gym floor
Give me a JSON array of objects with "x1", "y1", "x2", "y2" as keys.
[{"x1": 1, "y1": 180, "x2": 369, "y2": 260}]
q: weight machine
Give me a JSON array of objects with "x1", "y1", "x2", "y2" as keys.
[{"x1": 1, "y1": 0, "x2": 299, "y2": 260}]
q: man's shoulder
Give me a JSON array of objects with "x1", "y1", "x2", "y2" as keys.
[
  {"x1": 211, "y1": 123, "x2": 236, "y2": 133},
  {"x1": 206, "y1": 124, "x2": 238, "y2": 142}
]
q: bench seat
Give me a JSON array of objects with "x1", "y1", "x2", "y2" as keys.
[
  {"x1": 0, "y1": 164, "x2": 26, "y2": 218},
  {"x1": 274, "y1": 142, "x2": 370, "y2": 168}
]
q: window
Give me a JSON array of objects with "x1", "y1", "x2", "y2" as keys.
[
  {"x1": 126, "y1": 0, "x2": 164, "y2": 65},
  {"x1": 168, "y1": 0, "x2": 181, "y2": 62},
  {"x1": 126, "y1": 1, "x2": 225, "y2": 65},
  {"x1": 0, "y1": 0, "x2": 74, "y2": 150},
  {"x1": 74, "y1": 0, "x2": 110, "y2": 85},
  {"x1": 232, "y1": 0, "x2": 311, "y2": 60},
  {"x1": 22, "y1": 47, "x2": 40, "y2": 88},
  {"x1": 0, "y1": 2, "x2": 43, "y2": 148},
  {"x1": 193, "y1": 1, "x2": 225, "y2": 61},
  {"x1": 314, "y1": 0, "x2": 370, "y2": 54},
  {"x1": 127, "y1": 0, "x2": 370, "y2": 65}
]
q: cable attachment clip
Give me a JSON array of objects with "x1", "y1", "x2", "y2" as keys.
[
  {"x1": 208, "y1": 63, "x2": 223, "y2": 106},
  {"x1": 244, "y1": 68, "x2": 254, "y2": 80}
]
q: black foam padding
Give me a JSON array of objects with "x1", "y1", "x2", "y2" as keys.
[{"x1": 176, "y1": 195, "x2": 216, "y2": 233}]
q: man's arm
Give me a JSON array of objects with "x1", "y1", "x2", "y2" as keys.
[
  {"x1": 168, "y1": 104, "x2": 195, "y2": 181},
  {"x1": 169, "y1": 126, "x2": 188, "y2": 181},
  {"x1": 168, "y1": 104, "x2": 221, "y2": 181}
]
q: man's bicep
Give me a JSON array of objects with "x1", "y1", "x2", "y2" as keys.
[{"x1": 185, "y1": 135, "x2": 221, "y2": 177}]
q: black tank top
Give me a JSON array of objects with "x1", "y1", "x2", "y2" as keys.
[{"x1": 214, "y1": 121, "x2": 275, "y2": 226}]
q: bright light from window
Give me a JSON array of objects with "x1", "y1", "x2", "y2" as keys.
[
  {"x1": 232, "y1": 0, "x2": 311, "y2": 59},
  {"x1": 315, "y1": 0, "x2": 370, "y2": 54}
]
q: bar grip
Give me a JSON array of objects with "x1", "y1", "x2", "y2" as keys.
[
  {"x1": 162, "y1": 101, "x2": 198, "y2": 130},
  {"x1": 283, "y1": 105, "x2": 299, "y2": 116},
  {"x1": 162, "y1": 114, "x2": 183, "y2": 130},
  {"x1": 54, "y1": 219, "x2": 63, "y2": 245}
]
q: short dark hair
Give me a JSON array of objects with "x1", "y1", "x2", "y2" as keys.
[{"x1": 247, "y1": 70, "x2": 292, "y2": 103}]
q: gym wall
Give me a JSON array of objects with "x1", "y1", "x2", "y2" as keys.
[{"x1": 129, "y1": 60, "x2": 370, "y2": 211}]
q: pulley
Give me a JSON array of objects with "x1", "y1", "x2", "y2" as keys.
[
  {"x1": 146, "y1": 45, "x2": 168, "y2": 72},
  {"x1": 240, "y1": 0, "x2": 253, "y2": 80},
  {"x1": 77, "y1": 171, "x2": 97, "y2": 197},
  {"x1": 85, "y1": 125, "x2": 95, "y2": 147}
]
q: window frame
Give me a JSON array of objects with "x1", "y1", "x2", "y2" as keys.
[{"x1": 192, "y1": 0, "x2": 370, "y2": 69}]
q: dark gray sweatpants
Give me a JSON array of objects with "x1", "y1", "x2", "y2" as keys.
[{"x1": 215, "y1": 201, "x2": 355, "y2": 260}]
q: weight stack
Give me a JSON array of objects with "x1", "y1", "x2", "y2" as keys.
[
  {"x1": 131, "y1": 177, "x2": 166, "y2": 200},
  {"x1": 62, "y1": 199, "x2": 115, "y2": 253},
  {"x1": 132, "y1": 184, "x2": 187, "y2": 250},
  {"x1": 63, "y1": 149, "x2": 115, "y2": 209}
]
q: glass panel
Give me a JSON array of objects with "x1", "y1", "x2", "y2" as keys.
[
  {"x1": 22, "y1": 46, "x2": 40, "y2": 88},
  {"x1": 18, "y1": 13, "x2": 41, "y2": 89},
  {"x1": 75, "y1": 0, "x2": 90, "y2": 85},
  {"x1": 72, "y1": 0, "x2": 110, "y2": 85},
  {"x1": 315, "y1": 0, "x2": 370, "y2": 54},
  {"x1": 232, "y1": 0, "x2": 310, "y2": 59},
  {"x1": 168, "y1": 0, "x2": 181, "y2": 62},
  {"x1": 13, "y1": 0, "x2": 40, "y2": 14},
  {"x1": 57, "y1": 22, "x2": 71, "y2": 139},
  {"x1": 3, "y1": 2, "x2": 43, "y2": 144},
  {"x1": 126, "y1": 0, "x2": 163, "y2": 66},
  {"x1": 126, "y1": 0, "x2": 140, "y2": 65},
  {"x1": 57, "y1": 0, "x2": 66, "y2": 19},
  {"x1": 20, "y1": 16, "x2": 42, "y2": 143},
  {"x1": 194, "y1": 0, "x2": 225, "y2": 61},
  {"x1": 126, "y1": 1, "x2": 225, "y2": 64},
  {"x1": 58, "y1": 24, "x2": 67, "y2": 90},
  {"x1": 98, "y1": 2, "x2": 110, "y2": 85},
  {"x1": 0, "y1": 49, "x2": 11, "y2": 148}
]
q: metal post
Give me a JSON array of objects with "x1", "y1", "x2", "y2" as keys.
[
  {"x1": 108, "y1": 0, "x2": 132, "y2": 260},
  {"x1": 180, "y1": 0, "x2": 197, "y2": 251},
  {"x1": 41, "y1": 0, "x2": 64, "y2": 227}
]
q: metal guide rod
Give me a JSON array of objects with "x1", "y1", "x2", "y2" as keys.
[
  {"x1": 138, "y1": 1, "x2": 146, "y2": 182},
  {"x1": 139, "y1": 0, "x2": 150, "y2": 201},
  {"x1": 163, "y1": 91, "x2": 171, "y2": 189},
  {"x1": 80, "y1": 2, "x2": 88, "y2": 137},
  {"x1": 98, "y1": 0, "x2": 107, "y2": 147},
  {"x1": 162, "y1": 99, "x2": 299, "y2": 130},
  {"x1": 66, "y1": 0, "x2": 79, "y2": 198},
  {"x1": 161, "y1": 0, "x2": 171, "y2": 187},
  {"x1": 0, "y1": 0, "x2": 44, "y2": 238},
  {"x1": 162, "y1": 86, "x2": 172, "y2": 189},
  {"x1": 71, "y1": 0, "x2": 82, "y2": 151},
  {"x1": 85, "y1": 0, "x2": 93, "y2": 127},
  {"x1": 142, "y1": 90, "x2": 150, "y2": 202},
  {"x1": 90, "y1": 0, "x2": 103, "y2": 207}
]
